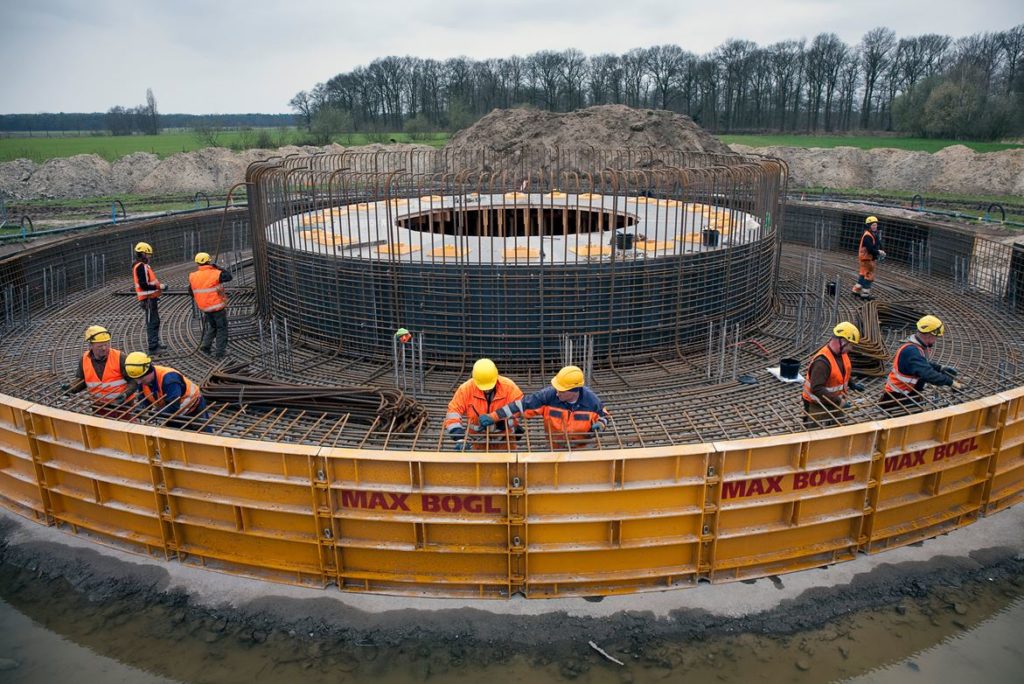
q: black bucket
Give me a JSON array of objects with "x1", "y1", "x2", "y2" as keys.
[
  {"x1": 701, "y1": 229, "x2": 720, "y2": 247},
  {"x1": 613, "y1": 231, "x2": 635, "y2": 250},
  {"x1": 780, "y1": 358, "x2": 800, "y2": 380},
  {"x1": 827, "y1": 281, "x2": 837, "y2": 297}
]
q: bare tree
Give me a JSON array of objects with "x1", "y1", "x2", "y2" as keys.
[
  {"x1": 143, "y1": 88, "x2": 160, "y2": 135},
  {"x1": 289, "y1": 90, "x2": 315, "y2": 131},
  {"x1": 860, "y1": 27, "x2": 895, "y2": 128}
]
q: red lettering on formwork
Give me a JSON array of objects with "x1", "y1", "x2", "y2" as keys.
[
  {"x1": 933, "y1": 436, "x2": 979, "y2": 462},
  {"x1": 422, "y1": 494, "x2": 503, "y2": 514},
  {"x1": 339, "y1": 490, "x2": 410, "y2": 511},
  {"x1": 884, "y1": 450, "x2": 926, "y2": 474},
  {"x1": 793, "y1": 464, "x2": 856, "y2": 490},
  {"x1": 721, "y1": 476, "x2": 783, "y2": 500}
]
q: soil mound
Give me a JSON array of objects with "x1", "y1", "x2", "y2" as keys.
[
  {"x1": 446, "y1": 105, "x2": 734, "y2": 154},
  {"x1": 0, "y1": 159, "x2": 37, "y2": 200},
  {"x1": 25, "y1": 154, "x2": 112, "y2": 199}
]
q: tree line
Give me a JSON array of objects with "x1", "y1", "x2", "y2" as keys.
[{"x1": 291, "y1": 25, "x2": 1024, "y2": 140}]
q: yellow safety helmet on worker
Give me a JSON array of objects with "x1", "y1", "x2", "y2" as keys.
[
  {"x1": 832, "y1": 321, "x2": 861, "y2": 345},
  {"x1": 124, "y1": 351, "x2": 153, "y2": 379},
  {"x1": 917, "y1": 315, "x2": 944, "y2": 336},
  {"x1": 84, "y1": 325, "x2": 111, "y2": 344},
  {"x1": 194, "y1": 252, "x2": 212, "y2": 265},
  {"x1": 551, "y1": 365, "x2": 585, "y2": 392},
  {"x1": 864, "y1": 216, "x2": 878, "y2": 226},
  {"x1": 472, "y1": 358, "x2": 499, "y2": 390},
  {"x1": 134, "y1": 242, "x2": 153, "y2": 255}
]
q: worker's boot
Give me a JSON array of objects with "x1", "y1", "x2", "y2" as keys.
[
  {"x1": 851, "y1": 283, "x2": 862, "y2": 295},
  {"x1": 859, "y1": 288, "x2": 875, "y2": 301}
]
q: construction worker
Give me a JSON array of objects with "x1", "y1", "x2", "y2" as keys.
[
  {"x1": 852, "y1": 216, "x2": 886, "y2": 300},
  {"x1": 65, "y1": 325, "x2": 133, "y2": 418},
  {"x1": 801, "y1": 322, "x2": 865, "y2": 428},
  {"x1": 188, "y1": 252, "x2": 233, "y2": 358},
  {"x1": 479, "y1": 365, "x2": 609, "y2": 447},
  {"x1": 124, "y1": 351, "x2": 210, "y2": 428},
  {"x1": 881, "y1": 315, "x2": 963, "y2": 414},
  {"x1": 443, "y1": 358, "x2": 524, "y2": 451},
  {"x1": 132, "y1": 242, "x2": 168, "y2": 355}
]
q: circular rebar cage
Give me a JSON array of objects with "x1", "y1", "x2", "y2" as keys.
[{"x1": 248, "y1": 148, "x2": 787, "y2": 368}]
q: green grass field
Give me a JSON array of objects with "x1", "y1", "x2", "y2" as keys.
[
  {"x1": 0, "y1": 130, "x2": 449, "y2": 163},
  {"x1": 718, "y1": 134, "x2": 1023, "y2": 153}
]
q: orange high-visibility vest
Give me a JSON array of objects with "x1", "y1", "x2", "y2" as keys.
[
  {"x1": 802, "y1": 344, "x2": 851, "y2": 405},
  {"x1": 133, "y1": 262, "x2": 162, "y2": 301},
  {"x1": 444, "y1": 376, "x2": 523, "y2": 434},
  {"x1": 858, "y1": 230, "x2": 877, "y2": 261},
  {"x1": 885, "y1": 338, "x2": 926, "y2": 395},
  {"x1": 188, "y1": 265, "x2": 227, "y2": 312},
  {"x1": 141, "y1": 365, "x2": 201, "y2": 413},
  {"x1": 81, "y1": 348, "x2": 129, "y2": 403}
]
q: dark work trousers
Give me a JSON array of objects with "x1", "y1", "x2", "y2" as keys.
[
  {"x1": 141, "y1": 299, "x2": 161, "y2": 352},
  {"x1": 201, "y1": 309, "x2": 229, "y2": 357}
]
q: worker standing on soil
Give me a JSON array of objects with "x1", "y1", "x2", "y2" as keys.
[
  {"x1": 444, "y1": 358, "x2": 524, "y2": 451},
  {"x1": 478, "y1": 365, "x2": 610, "y2": 447},
  {"x1": 65, "y1": 325, "x2": 133, "y2": 418},
  {"x1": 132, "y1": 242, "x2": 168, "y2": 355},
  {"x1": 852, "y1": 216, "x2": 886, "y2": 300},
  {"x1": 801, "y1": 322, "x2": 864, "y2": 428},
  {"x1": 124, "y1": 351, "x2": 210, "y2": 428},
  {"x1": 880, "y1": 315, "x2": 963, "y2": 413},
  {"x1": 188, "y1": 252, "x2": 233, "y2": 359}
]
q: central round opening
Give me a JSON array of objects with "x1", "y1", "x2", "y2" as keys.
[{"x1": 397, "y1": 207, "x2": 638, "y2": 237}]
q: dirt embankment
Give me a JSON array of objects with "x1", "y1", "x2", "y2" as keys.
[{"x1": 2, "y1": 105, "x2": 1022, "y2": 200}]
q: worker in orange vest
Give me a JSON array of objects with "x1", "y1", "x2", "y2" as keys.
[
  {"x1": 881, "y1": 315, "x2": 963, "y2": 414},
  {"x1": 65, "y1": 325, "x2": 134, "y2": 418},
  {"x1": 132, "y1": 242, "x2": 168, "y2": 354},
  {"x1": 188, "y1": 252, "x2": 233, "y2": 359},
  {"x1": 479, "y1": 365, "x2": 610, "y2": 448},
  {"x1": 851, "y1": 216, "x2": 886, "y2": 301},
  {"x1": 801, "y1": 322, "x2": 864, "y2": 427},
  {"x1": 124, "y1": 352, "x2": 210, "y2": 429},
  {"x1": 444, "y1": 359, "x2": 524, "y2": 451}
]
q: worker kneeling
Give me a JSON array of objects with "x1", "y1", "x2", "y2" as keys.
[
  {"x1": 480, "y1": 365, "x2": 610, "y2": 449},
  {"x1": 124, "y1": 352, "x2": 211, "y2": 430},
  {"x1": 802, "y1": 322, "x2": 864, "y2": 428},
  {"x1": 444, "y1": 359, "x2": 524, "y2": 451}
]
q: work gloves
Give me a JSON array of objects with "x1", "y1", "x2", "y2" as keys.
[
  {"x1": 591, "y1": 422, "x2": 606, "y2": 433},
  {"x1": 161, "y1": 283, "x2": 169, "y2": 291},
  {"x1": 878, "y1": 250, "x2": 887, "y2": 261},
  {"x1": 848, "y1": 381, "x2": 865, "y2": 392},
  {"x1": 477, "y1": 414, "x2": 496, "y2": 428},
  {"x1": 452, "y1": 440, "x2": 469, "y2": 452},
  {"x1": 943, "y1": 367, "x2": 958, "y2": 377},
  {"x1": 951, "y1": 380, "x2": 964, "y2": 391}
]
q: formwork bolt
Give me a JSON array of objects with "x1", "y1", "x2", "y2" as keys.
[
  {"x1": 512, "y1": 536, "x2": 522, "y2": 547},
  {"x1": 323, "y1": 528, "x2": 333, "y2": 539},
  {"x1": 511, "y1": 476, "x2": 521, "y2": 488},
  {"x1": 702, "y1": 525, "x2": 710, "y2": 535},
  {"x1": 316, "y1": 470, "x2": 326, "y2": 481},
  {"x1": 707, "y1": 466, "x2": 716, "y2": 477}
]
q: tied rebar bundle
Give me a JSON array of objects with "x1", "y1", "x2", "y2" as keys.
[
  {"x1": 203, "y1": 368, "x2": 427, "y2": 433},
  {"x1": 850, "y1": 300, "x2": 891, "y2": 376}
]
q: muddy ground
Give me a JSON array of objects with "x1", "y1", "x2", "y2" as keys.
[
  {"x1": 1, "y1": 510, "x2": 1023, "y2": 682},
  {"x1": 3, "y1": 106, "x2": 1022, "y2": 201}
]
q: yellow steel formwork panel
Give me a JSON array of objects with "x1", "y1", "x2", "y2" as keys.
[
  {"x1": 520, "y1": 446, "x2": 709, "y2": 596},
  {"x1": 865, "y1": 399, "x2": 1001, "y2": 552},
  {"x1": 0, "y1": 398, "x2": 46, "y2": 519},
  {"x1": 710, "y1": 428, "x2": 875, "y2": 581},
  {"x1": 985, "y1": 388, "x2": 1024, "y2": 513},
  {"x1": 318, "y1": 447, "x2": 515, "y2": 596}
]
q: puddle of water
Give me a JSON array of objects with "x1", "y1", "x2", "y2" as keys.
[
  {"x1": 0, "y1": 561, "x2": 1021, "y2": 684},
  {"x1": 0, "y1": 597, "x2": 174, "y2": 684}
]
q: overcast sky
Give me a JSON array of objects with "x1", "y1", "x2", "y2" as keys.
[{"x1": 2, "y1": 0, "x2": 1021, "y2": 115}]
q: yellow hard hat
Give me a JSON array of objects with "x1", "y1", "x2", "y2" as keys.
[
  {"x1": 472, "y1": 358, "x2": 499, "y2": 390},
  {"x1": 135, "y1": 242, "x2": 153, "y2": 255},
  {"x1": 551, "y1": 365, "x2": 585, "y2": 392},
  {"x1": 917, "y1": 315, "x2": 944, "y2": 336},
  {"x1": 195, "y1": 252, "x2": 211, "y2": 265},
  {"x1": 865, "y1": 216, "x2": 878, "y2": 225},
  {"x1": 124, "y1": 351, "x2": 153, "y2": 379},
  {"x1": 84, "y1": 325, "x2": 111, "y2": 343},
  {"x1": 833, "y1": 321, "x2": 861, "y2": 345}
]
